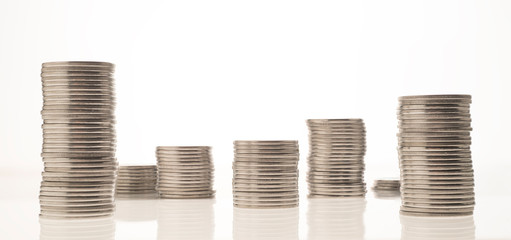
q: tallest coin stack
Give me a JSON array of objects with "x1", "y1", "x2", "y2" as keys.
[
  {"x1": 397, "y1": 95, "x2": 475, "y2": 216},
  {"x1": 40, "y1": 61, "x2": 117, "y2": 219}
]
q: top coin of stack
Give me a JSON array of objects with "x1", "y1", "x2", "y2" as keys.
[
  {"x1": 115, "y1": 165, "x2": 157, "y2": 196},
  {"x1": 156, "y1": 146, "x2": 215, "y2": 199},
  {"x1": 233, "y1": 140, "x2": 300, "y2": 209},
  {"x1": 397, "y1": 94, "x2": 475, "y2": 216},
  {"x1": 40, "y1": 61, "x2": 117, "y2": 219},
  {"x1": 307, "y1": 119, "x2": 367, "y2": 198}
]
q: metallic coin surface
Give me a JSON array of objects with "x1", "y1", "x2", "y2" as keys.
[{"x1": 397, "y1": 95, "x2": 474, "y2": 216}]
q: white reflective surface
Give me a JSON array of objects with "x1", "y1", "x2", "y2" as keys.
[
  {"x1": 400, "y1": 214, "x2": 475, "y2": 240},
  {"x1": 0, "y1": 171, "x2": 510, "y2": 239},
  {"x1": 233, "y1": 207, "x2": 299, "y2": 240}
]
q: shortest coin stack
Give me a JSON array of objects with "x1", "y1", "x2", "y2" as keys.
[
  {"x1": 372, "y1": 179, "x2": 401, "y2": 198},
  {"x1": 115, "y1": 165, "x2": 157, "y2": 196},
  {"x1": 156, "y1": 146, "x2": 215, "y2": 199},
  {"x1": 233, "y1": 140, "x2": 300, "y2": 209}
]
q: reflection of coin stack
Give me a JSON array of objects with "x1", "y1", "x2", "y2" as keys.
[
  {"x1": 233, "y1": 141, "x2": 299, "y2": 208},
  {"x1": 115, "y1": 165, "x2": 157, "y2": 196},
  {"x1": 308, "y1": 198, "x2": 366, "y2": 240},
  {"x1": 39, "y1": 61, "x2": 117, "y2": 219},
  {"x1": 233, "y1": 207, "x2": 299, "y2": 240},
  {"x1": 397, "y1": 95, "x2": 475, "y2": 216},
  {"x1": 400, "y1": 214, "x2": 475, "y2": 240},
  {"x1": 372, "y1": 179, "x2": 401, "y2": 198},
  {"x1": 157, "y1": 199, "x2": 215, "y2": 240},
  {"x1": 307, "y1": 119, "x2": 366, "y2": 197},
  {"x1": 40, "y1": 216, "x2": 115, "y2": 240},
  {"x1": 156, "y1": 146, "x2": 215, "y2": 199},
  {"x1": 114, "y1": 199, "x2": 158, "y2": 221}
]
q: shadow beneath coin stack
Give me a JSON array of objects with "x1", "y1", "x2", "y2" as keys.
[
  {"x1": 39, "y1": 216, "x2": 115, "y2": 240},
  {"x1": 157, "y1": 199, "x2": 215, "y2": 240},
  {"x1": 233, "y1": 207, "x2": 299, "y2": 240},
  {"x1": 400, "y1": 214, "x2": 475, "y2": 240},
  {"x1": 307, "y1": 198, "x2": 366, "y2": 240}
]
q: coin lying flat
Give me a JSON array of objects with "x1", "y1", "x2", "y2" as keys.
[
  {"x1": 372, "y1": 178, "x2": 400, "y2": 198},
  {"x1": 397, "y1": 95, "x2": 475, "y2": 216}
]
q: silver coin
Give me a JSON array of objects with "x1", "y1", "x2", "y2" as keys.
[
  {"x1": 401, "y1": 184, "x2": 474, "y2": 190},
  {"x1": 39, "y1": 199, "x2": 113, "y2": 207},
  {"x1": 307, "y1": 175, "x2": 363, "y2": 181},
  {"x1": 157, "y1": 169, "x2": 213, "y2": 175},
  {"x1": 42, "y1": 159, "x2": 116, "y2": 164},
  {"x1": 42, "y1": 67, "x2": 114, "y2": 74},
  {"x1": 234, "y1": 182, "x2": 297, "y2": 187},
  {"x1": 44, "y1": 168, "x2": 116, "y2": 174},
  {"x1": 42, "y1": 100, "x2": 115, "y2": 106},
  {"x1": 398, "y1": 97, "x2": 471, "y2": 103},
  {"x1": 44, "y1": 162, "x2": 116, "y2": 172},
  {"x1": 233, "y1": 161, "x2": 297, "y2": 167},
  {"x1": 399, "y1": 94, "x2": 471, "y2": 100},
  {"x1": 234, "y1": 146, "x2": 299, "y2": 152},
  {"x1": 234, "y1": 196, "x2": 299, "y2": 202},
  {"x1": 307, "y1": 157, "x2": 364, "y2": 162},
  {"x1": 39, "y1": 210, "x2": 113, "y2": 218},
  {"x1": 157, "y1": 146, "x2": 210, "y2": 150},
  {"x1": 117, "y1": 172, "x2": 156, "y2": 177},
  {"x1": 157, "y1": 163, "x2": 212, "y2": 168},
  {"x1": 233, "y1": 190, "x2": 298, "y2": 197},
  {"x1": 157, "y1": 188, "x2": 215, "y2": 194},
  {"x1": 42, "y1": 61, "x2": 114, "y2": 67},
  {"x1": 39, "y1": 191, "x2": 113, "y2": 198},
  {"x1": 234, "y1": 140, "x2": 298, "y2": 145},
  {"x1": 118, "y1": 165, "x2": 155, "y2": 169},
  {"x1": 159, "y1": 193, "x2": 214, "y2": 199},
  {"x1": 42, "y1": 78, "x2": 114, "y2": 84},
  {"x1": 308, "y1": 192, "x2": 365, "y2": 198}
]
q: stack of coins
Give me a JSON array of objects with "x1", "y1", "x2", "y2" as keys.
[
  {"x1": 40, "y1": 61, "x2": 117, "y2": 219},
  {"x1": 372, "y1": 179, "x2": 400, "y2": 198},
  {"x1": 156, "y1": 146, "x2": 215, "y2": 199},
  {"x1": 307, "y1": 119, "x2": 367, "y2": 198},
  {"x1": 233, "y1": 140, "x2": 299, "y2": 208},
  {"x1": 397, "y1": 94, "x2": 475, "y2": 216},
  {"x1": 115, "y1": 165, "x2": 157, "y2": 196}
]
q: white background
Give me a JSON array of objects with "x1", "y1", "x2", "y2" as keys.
[{"x1": 0, "y1": 0, "x2": 510, "y2": 239}]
